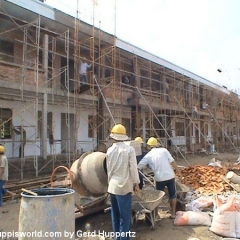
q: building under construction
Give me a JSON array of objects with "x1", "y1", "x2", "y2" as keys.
[{"x1": 1, "y1": 0, "x2": 240, "y2": 179}]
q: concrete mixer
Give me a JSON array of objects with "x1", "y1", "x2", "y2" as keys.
[
  {"x1": 50, "y1": 141, "x2": 142, "y2": 218},
  {"x1": 50, "y1": 151, "x2": 110, "y2": 218}
]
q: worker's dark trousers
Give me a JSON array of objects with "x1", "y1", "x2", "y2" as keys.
[
  {"x1": 80, "y1": 74, "x2": 88, "y2": 83},
  {"x1": 0, "y1": 180, "x2": 7, "y2": 206},
  {"x1": 110, "y1": 193, "x2": 132, "y2": 240}
]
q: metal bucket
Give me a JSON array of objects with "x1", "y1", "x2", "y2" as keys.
[
  {"x1": 19, "y1": 188, "x2": 75, "y2": 240},
  {"x1": 70, "y1": 152, "x2": 108, "y2": 197}
]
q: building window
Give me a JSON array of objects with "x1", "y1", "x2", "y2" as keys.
[
  {"x1": 194, "y1": 123, "x2": 200, "y2": 143},
  {"x1": 122, "y1": 118, "x2": 130, "y2": 137},
  {"x1": 0, "y1": 39, "x2": 14, "y2": 62},
  {"x1": 88, "y1": 115, "x2": 96, "y2": 138},
  {"x1": 37, "y1": 111, "x2": 53, "y2": 138},
  {"x1": 175, "y1": 122, "x2": 184, "y2": 136},
  {"x1": 47, "y1": 112, "x2": 53, "y2": 137},
  {"x1": 233, "y1": 126, "x2": 237, "y2": 135},
  {"x1": 0, "y1": 108, "x2": 12, "y2": 139}
]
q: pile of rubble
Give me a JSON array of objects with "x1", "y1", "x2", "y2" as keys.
[
  {"x1": 174, "y1": 164, "x2": 240, "y2": 238},
  {"x1": 178, "y1": 165, "x2": 233, "y2": 194}
]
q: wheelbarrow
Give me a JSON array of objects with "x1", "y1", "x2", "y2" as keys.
[
  {"x1": 132, "y1": 190, "x2": 165, "y2": 229},
  {"x1": 175, "y1": 180, "x2": 190, "y2": 211},
  {"x1": 138, "y1": 169, "x2": 190, "y2": 210}
]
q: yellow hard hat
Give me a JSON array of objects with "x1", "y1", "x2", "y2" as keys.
[
  {"x1": 135, "y1": 137, "x2": 143, "y2": 143},
  {"x1": 0, "y1": 145, "x2": 5, "y2": 153},
  {"x1": 147, "y1": 137, "x2": 158, "y2": 147},
  {"x1": 111, "y1": 124, "x2": 126, "y2": 135},
  {"x1": 110, "y1": 124, "x2": 128, "y2": 140}
]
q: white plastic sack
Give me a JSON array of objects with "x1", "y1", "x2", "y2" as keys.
[
  {"x1": 186, "y1": 196, "x2": 213, "y2": 212},
  {"x1": 210, "y1": 210, "x2": 236, "y2": 238},
  {"x1": 210, "y1": 195, "x2": 240, "y2": 238},
  {"x1": 235, "y1": 212, "x2": 240, "y2": 238},
  {"x1": 208, "y1": 162, "x2": 222, "y2": 167},
  {"x1": 174, "y1": 211, "x2": 211, "y2": 226},
  {"x1": 208, "y1": 158, "x2": 222, "y2": 167}
]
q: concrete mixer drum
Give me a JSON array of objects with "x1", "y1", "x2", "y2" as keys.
[{"x1": 70, "y1": 151, "x2": 108, "y2": 197}]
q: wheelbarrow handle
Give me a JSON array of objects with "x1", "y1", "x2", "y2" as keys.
[{"x1": 138, "y1": 169, "x2": 155, "y2": 188}]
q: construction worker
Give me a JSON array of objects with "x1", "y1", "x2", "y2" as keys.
[
  {"x1": 134, "y1": 136, "x2": 143, "y2": 143},
  {"x1": 79, "y1": 58, "x2": 91, "y2": 84},
  {"x1": 106, "y1": 124, "x2": 140, "y2": 239},
  {"x1": 0, "y1": 145, "x2": 16, "y2": 206},
  {"x1": 137, "y1": 137, "x2": 181, "y2": 219},
  {"x1": 192, "y1": 105, "x2": 198, "y2": 119},
  {"x1": 134, "y1": 136, "x2": 147, "y2": 189}
]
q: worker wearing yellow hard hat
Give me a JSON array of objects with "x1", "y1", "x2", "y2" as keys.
[
  {"x1": 134, "y1": 136, "x2": 143, "y2": 144},
  {"x1": 109, "y1": 123, "x2": 129, "y2": 141},
  {"x1": 138, "y1": 137, "x2": 182, "y2": 219},
  {"x1": 0, "y1": 145, "x2": 5, "y2": 154},
  {"x1": 147, "y1": 137, "x2": 159, "y2": 147},
  {"x1": 107, "y1": 124, "x2": 140, "y2": 237}
]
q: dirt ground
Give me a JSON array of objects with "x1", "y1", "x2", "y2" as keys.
[{"x1": 0, "y1": 151, "x2": 239, "y2": 240}]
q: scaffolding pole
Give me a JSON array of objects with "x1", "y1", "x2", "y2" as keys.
[
  {"x1": 206, "y1": 107, "x2": 240, "y2": 155},
  {"x1": 136, "y1": 87, "x2": 189, "y2": 165}
]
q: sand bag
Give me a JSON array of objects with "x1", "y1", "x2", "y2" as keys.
[
  {"x1": 209, "y1": 195, "x2": 240, "y2": 238},
  {"x1": 174, "y1": 211, "x2": 211, "y2": 226},
  {"x1": 236, "y1": 211, "x2": 240, "y2": 238}
]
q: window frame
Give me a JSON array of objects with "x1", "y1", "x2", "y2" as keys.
[{"x1": 0, "y1": 108, "x2": 12, "y2": 139}]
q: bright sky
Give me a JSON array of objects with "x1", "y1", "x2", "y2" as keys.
[{"x1": 45, "y1": 0, "x2": 240, "y2": 93}]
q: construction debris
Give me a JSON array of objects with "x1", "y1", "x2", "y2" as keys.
[
  {"x1": 178, "y1": 165, "x2": 233, "y2": 194},
  {"x1": 3, "y1": 174, "x2": 65, "y2": 201}
]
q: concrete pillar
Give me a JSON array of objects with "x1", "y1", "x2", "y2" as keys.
[
  {"x1": 42, "y1": 31, "x2": 48, "y2": 160},
  {"x1": 200, "y1": 117, "x2": 205, "y2": 147},
  {"x1": 142, "y1": 111, "x2": 146, "y2": 148},
  {"x1": 52, "y1": 54, "x2": 61, "y2": 90},
  {"x1": 185, "y1": 117, "x2": 192, "y2": 151},
  {"x1": 162, "y1": 75, "x2": 169, "y2": 102},
  {"x1": 96, "y1": 53, "x2": 105, "y2": 147},
  {"x1": 131, "y1": 57, "x2": 141, "y2": 138},
  {"x1": 42, "y1": 93, "x2": 48, "y2": 160}
]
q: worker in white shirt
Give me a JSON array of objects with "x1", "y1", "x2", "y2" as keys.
[
  {"x1": 138, "y1": 137, "x2": 181, "y2": 219},
  {"x1": 192, "y1": 105, "x2": 198, "y2": 119},
  {"x1": 79, "y1": 58, "x2": 91, "y2": 84},
  {"x1": 106, "y1": 124, "x2": 140, "y2": 240},
  {"x1": 0, "y1": 145, "x2": 16, "y2": 206}
]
